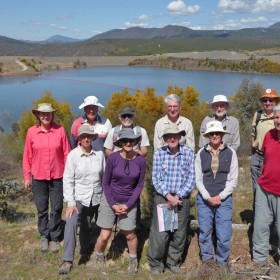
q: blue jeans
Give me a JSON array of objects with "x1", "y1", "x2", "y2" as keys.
[{"x1": 197, "y1": 194, "x2": 233, "y2": 264}]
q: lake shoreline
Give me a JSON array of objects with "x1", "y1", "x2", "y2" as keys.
[{"x1": 1, "y1": 49, "x2": 280, "y2": 77}]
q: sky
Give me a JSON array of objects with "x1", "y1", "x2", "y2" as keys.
[{"x1": 1, "y1": 0, "x2": 280, "y2": 41}]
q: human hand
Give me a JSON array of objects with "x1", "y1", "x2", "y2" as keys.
[
  {"x1": 65, "y1": 206, "x2": 79, "y2": 219},
  {"x1": 166, "y1": 194, "x2": 183, "y2": 207},
  {"x1": 207, "y1": 195, "x2": 221, "y2": 206},
  {"x1": 24, "y1": 180, "x2": 32, "y2": 190}
]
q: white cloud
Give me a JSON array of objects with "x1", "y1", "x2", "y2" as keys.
[
  {"x1": 218, "y1": 0, "x2": 280, "y2": 13},
  {"x1": 240, "y1": 16, "x2": 268, "y2": 23},
  {"x1": 214, "y1": 24, "x2": 225, "y2": 30},
  {"x1": 138, "y1": 14, "x2": 151, "y2": 20},
  {"x1": 190, "y1": 25, "x2": 202, "y2": 30},
  {"x1": 49, "y1": 23, "x2": 67, "y2": 30},
  {"x1": 167, "y1": 0, "x2": 200, "y2": 15},
  {"x1": 29, "y1": 18, "x2": 45, "y2": 26},
  {"x1": 124, "y1": 22, "x2": 148, "y2": 28}
]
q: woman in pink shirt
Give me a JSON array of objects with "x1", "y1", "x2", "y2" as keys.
[{"x1": 22, "y1": 103, "x2": 70, "y2": 254}]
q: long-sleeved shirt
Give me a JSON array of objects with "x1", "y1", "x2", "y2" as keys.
[
  {"x1": 195, "y1": 144, "x2": 238, "y2": 200},
  {"x1": 103, "y1": 152, "x2": 146, "y2": 209},
  {"x1": 152, "y1": 145, "x2": 195, "y2": 198},
  {"x1": 199, "y1": 114, "x2": 240, "y2": 151},
  {"x1": 22, "y1": 124, "x2": 70, "y2": 181},
  {"x1": 154, "y1": 115, "x2": 195, "y2": 151},
  {"x1": 63, "y1": 145, "x2": 105, "y2": 207}
]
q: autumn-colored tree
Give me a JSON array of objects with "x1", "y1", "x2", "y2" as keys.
[{"x1": 18, "y1": 91, "x2": 74, "y2": 141}]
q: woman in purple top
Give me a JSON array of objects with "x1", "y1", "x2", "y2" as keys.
[{"x1": 95, "y1": 128, "x2": 146, "y2": 274}]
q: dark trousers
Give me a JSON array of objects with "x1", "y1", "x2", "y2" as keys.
[
  {"x1": 32, "y1": 178, "x2": 63, "y2": 242},
  {"x1": 62, "y1": 201, "x2": 99, "y2": 261},
  {"x1": 147, "y1": 193, "x2": 190, "y2": 269}
]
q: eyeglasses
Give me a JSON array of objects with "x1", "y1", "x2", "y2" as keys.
[
  {"x1": 167, "y1": 105, "x2": 179, "y2": 109},
  {"x1": 121, "y1": 114, "x2": 133, "y2": 119},
  {"x1": 262, "y1": 99, "x2": 274, "y2": 103},
  {"x1": 208, "y1": 132, "x2": 222, "y2": 136},
  {"x1": 121, "y1": 138, "x2": 135, "y2": 144}
]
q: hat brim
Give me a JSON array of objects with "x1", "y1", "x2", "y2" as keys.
[
  {"x1": 32, "y1": 109, "x2": 56, "y2": 116},
  {"x1": 78, "y1": 133, "x2": 98, "y2": 141},
  {"x1": 259, "y1": 96, "x2": 280, "y2": 102},
  {"x1": 79, "y1": 103, "x2": 104, "y2": 109},
  {"x1": 207, "y1": 101, "x2": 234, "y2": 110},
  {"x1": 162, "y1": 130, "x2": 186, "y2": 138},
  {"x1": 203, "y1": 130, "x2": 230, "y2": 137},
  {"x1": 113, "y1": 135, "x2": 141, "y2": 148}
]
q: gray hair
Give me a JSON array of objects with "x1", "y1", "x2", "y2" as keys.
[
  {"x1": 164, "y1": 94, "x2": 182, "y2": 106},
  {"x1": 273, "y1": 104, "x2": 280, "y2": 114}
]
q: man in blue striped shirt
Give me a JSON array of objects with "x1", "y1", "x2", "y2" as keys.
[{"x1": 147, "y1": 124, "x2": 195, "y2": 275}]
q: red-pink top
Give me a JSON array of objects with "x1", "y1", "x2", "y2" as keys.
[{"x1": 22, "y1": 124, "x2": 70, "y2": 181}]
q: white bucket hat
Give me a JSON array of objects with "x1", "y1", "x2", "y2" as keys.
[
  {"x1": 203, "y1": 121, "x2": 230, "y2": 137},
  {"x1": 207, "y1": 95, "x2": 234, "y2": 109},
  {"x1": 79, "y1": 96, "x2": 104, "y2": 109}
]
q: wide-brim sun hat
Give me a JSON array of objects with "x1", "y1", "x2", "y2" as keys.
[
  {"x1": 203, "y1": 120, "x2": 230, "y2": 137},
  {"x1": 207, "y1": 95, "x2": 234, "y2": 110},
  {"x1": 113, "y1": 128, "x2": 141, "y2": 148},
  {"x1": 161, "y1": 124, "x2": 186, "y2": 138},
  {"x1": 259, "y1": 89, "x2": 279, "y2": 102},
  {"x1": 32, "y1": 103, "x2": 56, "y2": 116},
  {"x1": 77, "y1": 124, "x2": 98, "y2": 141},
  {"x1": 79, "y1": 96, "x2": 104, "y2": 109}
]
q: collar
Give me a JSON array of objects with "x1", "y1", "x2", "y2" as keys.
[
  {"x1": 81, "y1": 114, "x2": 102, "y2": 124},
  {"x1": 205, "y1": 142, "x2": 226, "y2": 152},
  {"x1": 163, "y1": 115, "x2": 182, "y2": 125},
  {"x1": 34, "y1": 124, "x2": 55, "y2": 133},
  {"x1": 163, "y1": 144, "x2": 183, "y2": 156},
  {"x1": 78, "y1": 145, "x2": 95, "y2": 157}
]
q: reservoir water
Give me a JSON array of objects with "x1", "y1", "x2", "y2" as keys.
[{"x1": 0, "y1": 66, "x2": 280, "y2": 132}]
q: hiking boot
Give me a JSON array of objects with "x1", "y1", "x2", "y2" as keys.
[
  {"x1": 150, "y1": 266, "x2": 164, "y2": 275},
  {"x1": 167, "y1": 264, "x2": 183, "y2": 274},
  {"x1": 78, "y1": 254, "x2": 90, "y2": 265},
  {"x1": 217, "y1": 262, "x2": 230, "y2": 274},
  {"x1": 40, "y1": 236, "x2": 49, "y2": 253},
  {"x1": 95, "y1": 254, "x2": 105, "y2": 268},
  {"x1": 58, "y1": 261, "x2": 73, "y2": 275},
  {"x1": 128, "y1": 257, "x2": 138, "y2": 274},
  {"x1": 238, "y1": 261, "x2": 270, "y2": 275},
  {"x1": 51, "y1": 241, "x2": 60, "y2": 253}
]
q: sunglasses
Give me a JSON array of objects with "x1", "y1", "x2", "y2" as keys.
[
  {"x1": 262, "y1": 99, "x2": 274, "y2": 103},
  {"x1": 121, "y1": 114, "x2": 133, "y2": 119},
  {"x1": 121, "y1": 138, "x2": 135, "y2": 144},
  {"x1": 208, "y1": 132, "x2": 222, "y2": 136}
]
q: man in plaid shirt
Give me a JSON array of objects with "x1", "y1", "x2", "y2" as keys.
[{"x1": 147, "y1": 124, "x2": 195, "y2": 275}]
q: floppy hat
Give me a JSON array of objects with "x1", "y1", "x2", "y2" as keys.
[
  {"x1": 77, "y1": 124, "x2": 98, "y2": 140},
  {"x1": 203, "y1": 120, "x2": 230, "y2": 137},
  {"x1": 207, "y1": 95, "x2": 234, "y2": 109},
  {"x1": 161, "y1": 124, "x2": 186, "y2": 138},
  {"x1": 79, "y1": 96, "x2": 104, "y2": 109},
  {"x1": 119, "y1": 105, "x2": 135, "y2": 116},
  {"x1": 32, "y1": 103, "x2": 56, "y2": 116},
  {"x1": 113, "y1": 128, "x2": 141, "y2": 148},
  {"x1": 259, "y1": 89, "x2": 279, "y2": 101}
]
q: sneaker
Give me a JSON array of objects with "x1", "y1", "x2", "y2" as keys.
[
  {"x1": 95, "y1": 254, "x2": 105, "y2": 268},
  {"x1": 51, "y1": 241, "x2": 60, "y2": 254},
  {"x1": 167, "y1": 264, "x2": 183, "y2": 274},
  {"x1": 40, "y1": 236, "x2": 49, "y2": 253},
  {"x1": 128, "y1": 257, "x2": 138, "y2": 274},
  {"x1": 58, "y1": 261, "x2": 73, "y2": 275},
  {"x1": 150, "y1": 266, "x2": 164, "y2": 275}
]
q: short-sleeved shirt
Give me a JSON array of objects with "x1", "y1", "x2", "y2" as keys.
[
  {"x1": 104, "y1": 125, "x2": 150, "y2": 152},
  {"x1": 251, "y1": 111, "x2": 274, "y2": 151},
  {"x1": 154, "y1": 115, "x2": 195, "y2": 151}
]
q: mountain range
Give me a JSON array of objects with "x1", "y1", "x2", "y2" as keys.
[{"x1": 0, "y1": 23, "x2": 280, "y2": 56}]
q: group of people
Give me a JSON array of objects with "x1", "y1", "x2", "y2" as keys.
[{"x1": 22, "y1": 88, "x2": 280, "y2": 275}]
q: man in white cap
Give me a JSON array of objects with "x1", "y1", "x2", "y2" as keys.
[
  {"x1": 199, "y1": 95, "x2": 240, "y2": 151},
  {"x1": 70, "y1": 96, "x2": 112, "y2": 153}
]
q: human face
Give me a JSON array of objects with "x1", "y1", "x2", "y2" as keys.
[
  {"x1": 119, "y1": 114, "x2": 134, "y2": 127},
  {"x1": 166, "y1": 101, "x2": 181, "y2": 120},
  {"x1": 163, "y1": 133, "x2": 181, "y2": 150},
  {"x1": 208, "y1": 132, "x2": 223, "y2": 146},
  {"x1": 38, "y1": 112, "x2": 53, "y2": 127},
  {"x1": 79, "y1": 134, "x2": 94, "y2": 149},
  {"x1": 262, "y1": 98, "x2": 276, "y2": 113},
  {"x1": 84, "y1": 105, "x2": 98, "y2": 122},
  {"x1": 120, "y1": 138, "x2": 135, "y2": 152},
  {"x1": 274, "y1": 111, "x2": 280, "y2": 131},
  {"x1": 213, "y1": 102, "x2": 228, "y2": 118}
]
